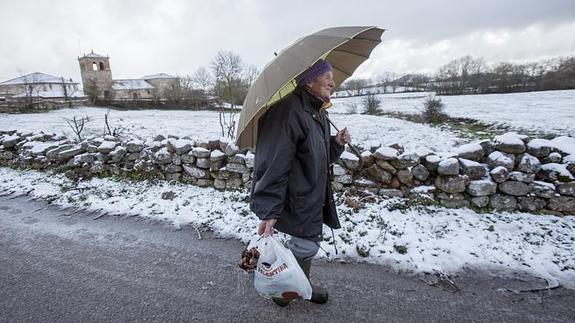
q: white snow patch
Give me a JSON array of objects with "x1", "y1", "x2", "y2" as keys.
[
  {"x1": 174, "y1": 139, "x2": 194, "y2": 150},
  {"x1": 527, "y1": 138, "x2": 552, "y2": 149},
  {"x1": 549, "y1": 136, "x2": 575, "y2": 156},
  {"x1": 541, "y1": 163, "x2": 574, "y2": 180},
  {"x1": 455, "y1": 143, "x2": 483, "y2": 154},
  {"x1": 375, "y1": 147, "x2": 399, "y2": 159},
  {"x1": 341, "y1": 150, "x2": 359, "y2": 161},
  {"x1": 99, "y1": 141, "x2": 117, "y2": 150},
  {"x1": 210, "y1": 149, "x2": 225, "y2": 159},
  {"x1": 426, "y1": 155, "x2": 441, "y2": 163},
  {"x1": 439, "y1": 158, "x2": 458, "y2": 169},
  {"x1": 494, "y1": 133, "x2": 524, "y2": 146}
]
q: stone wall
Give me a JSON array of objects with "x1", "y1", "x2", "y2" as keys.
[{"x1": 1, "y1": 129, "x2": 574, "y2": 215}]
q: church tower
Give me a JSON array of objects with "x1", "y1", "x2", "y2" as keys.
[{"x1": 78, "y1": 51, "x2": 113, "y2": 99}]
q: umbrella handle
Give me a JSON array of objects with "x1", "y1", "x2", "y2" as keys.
[{"x1": 325, "y1": 116, "x2": 364, "y2": 169}]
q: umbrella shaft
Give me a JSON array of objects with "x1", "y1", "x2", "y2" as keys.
[{"x1": 325, "y1": 116, "x2": 363, "y2": 159}]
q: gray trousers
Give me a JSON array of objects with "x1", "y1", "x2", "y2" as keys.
[{"x1": 286, "y1": 236, "x2": 319, "y2": 261}]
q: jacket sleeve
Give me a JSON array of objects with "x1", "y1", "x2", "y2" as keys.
[
  {"x1": 329, "y1": 136, "x2": 345, "y2": 164},
  {"x1": 250, "y1": 102, "x2": 303, "y2": 220}
]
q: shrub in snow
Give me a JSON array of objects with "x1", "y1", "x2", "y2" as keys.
[
  {"x1": 421, "y1": 96, "x2": 448, "y2": 124},
  {"x1": 361, "y1": 93, "x2": 382, "y2": 115}
]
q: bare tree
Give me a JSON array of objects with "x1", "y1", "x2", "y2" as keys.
[
  {"x1": 16, "y1": 71, "x2": 38, "y2": 108},
  {"x1": 243, "y1": 64, "x2": 259, "y2": 88},
  {"x1": 342, "y1": 78, "x2": 368, "y2": 96},
  {"x1": 192, "y1": 67, "x2": 213, "y2": 94},
  {"x1": 211, "y1": 50, "x2": 244, "y2": 139},
  {"x1": 378, "y1": 72, "x2": 395, "y2": 94},
  {"x1": 61, "y1": 77, "x2": 72, "y2": 108},
  {"x1": 164, "y1": 76, "x2": 189, "y2": 104},
  {"x1": 211, "y1": 50, "x2": 243, "y2": 107}
]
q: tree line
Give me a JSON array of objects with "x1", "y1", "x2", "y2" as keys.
[
  {"x1": 167, "y1": 50, "x2": 258, "y2": 108},
  {"x1": 433, "y1": 55, "x2": 575, "y2": 95},
  {"x1": 339, "y1": 55, "x2": 575, "y2": 96}
]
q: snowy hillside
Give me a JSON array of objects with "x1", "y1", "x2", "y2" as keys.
[{"x1": 332, "y1": 89, "x2": 575, "y2": 137}]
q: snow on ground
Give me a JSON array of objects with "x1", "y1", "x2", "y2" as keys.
[
  {"x1": 332, "y1": 89, "x2": 575, "y2": 136},
  {"x1": 328, "y1": 114, "x2": 463, "y2": 153},
  {"x1": 1, "y1": 167, "x2": 573, "y2": 289},
  {"x1": 2, "y1": 89, "x2": 572, "y2": 154},
  {"x1": 0, "y1": 107, "x2": 235, "y2": 142},
  {"x1": 0, "y1": 106, "x2": 467, "y2": 154}
]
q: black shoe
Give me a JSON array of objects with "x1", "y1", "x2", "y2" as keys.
[
  {"x1": 309, "y1": 285, "x2": 329, "y2": 304},
  {"x1": 272, "y1": 297, "x2": 290, "y2": 307},
  {"x1": 295, "y1": 258, "x2": 329, "y2": 304}
]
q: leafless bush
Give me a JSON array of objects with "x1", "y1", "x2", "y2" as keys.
[
  {"x1": 362, "y1": 93, "x2": 382, "y2": 115},
  {"x1": 219, "y1": 105, "x2": 237, "y2": 139},
  {"x1": 104, "y1": 109, "x2": 127, "y2": 137},
  {"x1": 64, "y1": 116, "x2": 91, "y2": 142}
]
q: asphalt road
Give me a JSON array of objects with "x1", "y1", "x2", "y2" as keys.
[{"x1": 0, "y1": 195, "x2": 574, "y2": 323}]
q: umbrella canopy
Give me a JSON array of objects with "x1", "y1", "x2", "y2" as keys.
[{"x1": 236, "y1": 26, "x2": 385, "y2": 149}]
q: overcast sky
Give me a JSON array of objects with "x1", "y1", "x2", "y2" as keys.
[{"x1": 1, "y1": 0, "x2": 574, "y2": 83}]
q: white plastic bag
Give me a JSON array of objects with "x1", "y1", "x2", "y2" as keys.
[{"x1": 250, "y1": 236, "x2": 312, "y2": 300}]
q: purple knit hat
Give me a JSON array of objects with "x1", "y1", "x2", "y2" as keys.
[{"x1": 296, "y1": 59, "x2": 333, "y2": 86}]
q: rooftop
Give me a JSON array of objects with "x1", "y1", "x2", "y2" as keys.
[
  {"x1": 111, "y1": 79, "x2": 154, "y2": 90},
  {"x1": 0, "y1": 72, "x2": 78, "y2": 86},
  {"x1": 79, "y1": 50, "x2": 108, "y2": 59},
  {"x1": 142, "y1": 73, "x2": 177, "y2": 80}
]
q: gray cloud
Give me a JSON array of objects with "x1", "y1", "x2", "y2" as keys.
[{"x1": 0, "y1": 0, "x2": 573, "y2": 83}]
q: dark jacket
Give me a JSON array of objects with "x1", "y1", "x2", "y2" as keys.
[{"x1": 250, "y1": 86, "x2": 344, "y2": 241}]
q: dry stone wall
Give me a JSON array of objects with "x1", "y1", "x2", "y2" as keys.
[{"x1": 1, "y1": 129, "x2": 574, "y2": 215}]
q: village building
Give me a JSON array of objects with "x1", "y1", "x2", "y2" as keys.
[
  {"x1": 78, "y1": 51, "x2": 179, "y2": 101},
  {"x1": 0, "y1": 72, "x2": 83, "y2": 99},
  {"x1": 0, "y1": 72, "x2": 86, "y2": 111}
]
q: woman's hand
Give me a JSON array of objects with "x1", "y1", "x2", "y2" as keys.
[
  {"x1": 258, "y1": 218, "x2": 278, "y2": 236},
  {"x1": 335, "y1": 127, "x2": 351, "y2": 146}
]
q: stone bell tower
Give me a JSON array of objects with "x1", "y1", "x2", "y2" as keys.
[{"x1": 78, "y1": 50, "x2": 113, "y2": 99}]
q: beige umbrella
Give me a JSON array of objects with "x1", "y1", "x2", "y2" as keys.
[{"x1": 236, "y1": 26, "x2": 385, "y2": 149}]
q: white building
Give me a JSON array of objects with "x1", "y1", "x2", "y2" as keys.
[{"x1": 0, "y1": 72, "x2": 84, "y2": 99}]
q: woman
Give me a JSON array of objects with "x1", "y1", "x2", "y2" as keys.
[{"x1": 250, "y1": 59, "x2": 352, "y2": 306}]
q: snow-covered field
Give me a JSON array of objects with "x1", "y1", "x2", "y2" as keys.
[
  {"x1": 332, "y1": 89, "x2": 575, "y2": 137},
  {"x1": 1, "y1": 167, "x2": 573, "y2": 289},
  {"x1": 0, "y1": 106, "x2": 466, "y2": 154},
  {"x1": 1, "y1": 89, "x2": 573, "y2": 155}
]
